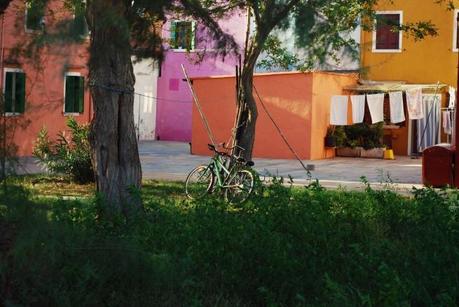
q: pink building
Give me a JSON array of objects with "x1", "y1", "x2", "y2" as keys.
[
  {"x1": 1, "y1": 1, "x2": 248, "y2": 155},
  {"x1": 155, "y1": 15, "x2": 247, "y2": 142}
]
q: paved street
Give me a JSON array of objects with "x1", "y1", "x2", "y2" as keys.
[
  {"x1": 19, "y1": 140, "x2": 424, "y2": 191},
  {"x1": 139, "y1": 141, "x2": 423, "y2": 191}
]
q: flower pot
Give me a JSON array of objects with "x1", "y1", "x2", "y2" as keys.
[
  {"x1": 324, "y1": 136, "x2": 336, "y2": 147},
  {"x1": 336, "y1": 147, "x2": 361, "y2": 157},
  {"x1": 360, "y1": 147, "x2": 385, "y2": 159}
]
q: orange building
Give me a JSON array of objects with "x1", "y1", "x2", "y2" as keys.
[
  {"x1": 360, "y1": 0, "x2": 459, "y2": 155},
  {"x1": 1, "y1": 0, "x2": 91, "y2": 156},
  {"x1": 191, "y1": 71, "x2": 357, "y2": 160}
]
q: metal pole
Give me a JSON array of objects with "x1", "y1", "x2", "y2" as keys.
[
  {"x1": 181, "y1": 64, "x2": 216, "y2": 146},
  {"x1": 455, "y1": 12, "x2": 459, "y2": 187}
]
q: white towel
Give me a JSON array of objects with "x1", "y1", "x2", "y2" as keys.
[
  {"x1": 443, "y1": 110, "x2": 452, "y2": 135},
  {"x1": 366, "y1": 94, "x2": 385, "y2": 124},
  {"x1": 449, "y1": 86, "x2": 456, "y2": 109},
  {"x1": 330, "y1": 95, "x2": 348, "y2": 126},
  {"x1": 350, "y1": 95, "x2": 365, "y2": 124},
  {"x1": 389, "y1": 91, "x2": 405, "y2": 124},
  {"x1": 406, "y1": 88, "x2": 424, "y2": 119}
]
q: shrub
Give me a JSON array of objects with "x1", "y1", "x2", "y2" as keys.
[
  {"x1": 33, "y1": 117, "x2": 93, "y2": 183},
  {"x1": 335, "y1": 122, "x2": 384, "y2": 149}
]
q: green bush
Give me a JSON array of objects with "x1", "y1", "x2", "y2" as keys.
[
  {"x1": 2, "y1": 179, "x2": 459, "y2": 306},
  {"x1": 33, "y1": 117, "x2": 93, "y2": 183},
  {"x1": 335, "y1": 122, "x2": 384, "y2": 149}
]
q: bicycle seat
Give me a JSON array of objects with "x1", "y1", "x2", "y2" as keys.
[{"x1": 246, "y1": 161, "x2": 254, "y2": 167}]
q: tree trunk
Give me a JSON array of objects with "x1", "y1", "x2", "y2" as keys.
[
  {"x1": 234, "y1": 41, "x2": 264, "y2": 161},
  {"x1": 88, "y1": 0, "x2": 142, "y2": 216}
]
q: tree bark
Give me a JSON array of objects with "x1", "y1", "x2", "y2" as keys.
[
  {"x1": 88, "y1": 0, "x2": 142, "y2": 216},
  {"x1": 234, "y1": 39, "x2": 264, "y2": 161}
]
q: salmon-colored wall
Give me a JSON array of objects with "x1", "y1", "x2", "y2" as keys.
[
  {"x1": 1, "y1": 0, "x2": 90, "y2": 156},
  {"x1": 191, "y1": 72, "x2": 357, "y2": 160}
]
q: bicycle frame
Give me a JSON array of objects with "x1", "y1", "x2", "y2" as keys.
[{"x1": 210, "y1": 154, "x2": 240, "y2": 190}]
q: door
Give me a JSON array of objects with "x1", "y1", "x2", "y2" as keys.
[{"x1": 133, "y1": 59, "x2": 158, "y2": 140}]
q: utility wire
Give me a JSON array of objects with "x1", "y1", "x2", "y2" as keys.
[{"x1": 89, "y1": 82, "x2": 191, "y2": 103}]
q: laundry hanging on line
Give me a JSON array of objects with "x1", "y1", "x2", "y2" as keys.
[
  {"x1": 350, "y1": 95, "x2": 365, "y2": 124},
  {"x1": 366, "y1": 94, "x2": 385, "y2": 124},
  {"x1": 389, "y1": 91, "x2": 405, "y2": 124},
  {"x1": 443, "y1": 110, "x2": 453, "y2": 135},
  {"x1": 449, "y1": 86, "x2": 456, "y2": 109},
  {"x1": 406, "y1": 88, "x2": 424, "y2": 120},
  {"x1": 330, "y1": 95, "x2": 348, "y2": 126}
]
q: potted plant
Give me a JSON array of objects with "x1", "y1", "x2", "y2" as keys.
[
  {"x1": 334, "y1": 126, "x2": 362, "y2": 157},
  {"x1": 324, "y1": 126, "x2": 337, "y2": 147},
  {"x1": 359, "y1": 123, "x2": 385, "y2": 159}
]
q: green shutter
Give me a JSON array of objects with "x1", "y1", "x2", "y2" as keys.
[
  {"x1": 65, "y1": 76, "x2": 75, "y2": 113},
  {"x1": 73, "y1": 4, "x2": 88, "y2": 38},
  {"x1": 4, "y1": 72, "x2": 12, "y2": 113},
  {"x1": 170, "y1": 21, "x2": 176, "y2": 49},
  {"x1": 77, "y1": 77, "x2": 84, "y2": 113},
  {"x1": 15, "y1": 72, "x2": 25, "y2": 113},
  {"x1": 191, "y1": 21, "x2": 196, "y2": 50},
  {"x1": 26, "y1": 1, "x2": 45, "y2": 31}
]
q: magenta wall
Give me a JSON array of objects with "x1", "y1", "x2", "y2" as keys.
[{"x1": 156, "y1": 14, "x2": 247, "y2": 142}]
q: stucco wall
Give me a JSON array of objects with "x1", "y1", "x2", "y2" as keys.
[
  {"x1": 155, "y1": 14, "x2": 247, "y2": 142},
  {"x1": 191, "y1": 71, "x2": 357, "y2": 160},
  {"x1": 1, "y1": 0, "x2": 91, "y2": 156},
  {"x1": 361, "y1": 1, "x2": 458, "y2": 86}
]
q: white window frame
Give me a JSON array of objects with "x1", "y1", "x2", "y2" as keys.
[
  {"x1": 24, "y1": 2, "x2": 44, "y2": 33},
  {"x1": 63, "y1": 72, "x2": 84, "y2": 116},
  {"x1": 3, "y1": 68, "x2": 25, "y2": 116},
  {"x1": 453, "y1": 9, "x2": 459, "y2": 52},
  {"x1": 372, "y1": 10, "x2": 403, "y2": 53},
  {"x1": 170, "y1": 20, "x2": 197, "y2": 52}
]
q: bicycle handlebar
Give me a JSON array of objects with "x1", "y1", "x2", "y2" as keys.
[{"x1": 207, "y1": 144, "x2": 254, "y2": 167}]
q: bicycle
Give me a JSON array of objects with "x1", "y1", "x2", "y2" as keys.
[{"x1": 185, "y1": 143, "x2": 255, "y2": 203}]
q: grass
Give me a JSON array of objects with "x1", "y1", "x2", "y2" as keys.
[{"x1": 2, "y1": 176, "x2": 459, "y2": 306}]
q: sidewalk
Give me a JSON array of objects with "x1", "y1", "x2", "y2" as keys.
[
  {"x1": 18, "y1": 141, "x2": 424, "y2": 192},
  {"x1": 139, "y1": 141, "x2": 423, "y2": 192}
]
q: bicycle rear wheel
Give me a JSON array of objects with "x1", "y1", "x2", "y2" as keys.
[
  {"x1": 185, "y1": 165, "x2": 214, "y2": 200},
  {"x1": 224, "y1": 169, "x2": 254, "y2": 204}
]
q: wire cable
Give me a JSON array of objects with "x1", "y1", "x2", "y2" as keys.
[
  {"x1": 89, "y1": 82, "x2": 191, "y2": 103},
  {"x1": 253, "y1": 84, "x2": 311, "y2": 174}
]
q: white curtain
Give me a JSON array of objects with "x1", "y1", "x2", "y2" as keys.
[{"x1": 417, "y1": 94, "x2": 441, "y2": 151}]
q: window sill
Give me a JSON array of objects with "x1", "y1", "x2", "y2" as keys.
[
  {"x1": 171, "y1": 49, "x2": 197, "y2": 53},
  {"x1": 63, "y1": 112, "x2": 82, "y2": 116},
  {"x1": 372, "y1": 49, "x2": 402, "y2": 53},
  {"x1": 170, "y1": 48, "x2": 216, "y2": 53},
  {"x1": 4, "y1": 112, "x2": 23, "y2": 117},
  {"x1": 24, "y1": 27, "x2": 44, "y2": 34}
]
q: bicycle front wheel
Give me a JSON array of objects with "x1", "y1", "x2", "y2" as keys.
[
  {"x1": 224, "y1": 169, "x2": 254, "y2": 204},
  {"x1": 185, "y1": 165, "x2": 215, "y2": 200}
]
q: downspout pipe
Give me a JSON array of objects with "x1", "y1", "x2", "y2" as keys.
[
  {"x1": 0, "y1": 13, "x2": 4, "y2": 92},
  {"x1": 455, "y1": 13, "x2": 459, "y2": 187}
]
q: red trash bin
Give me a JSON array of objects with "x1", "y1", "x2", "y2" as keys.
[{"x1": 422, "y1": 144, "x2": 455, "y2": 187}]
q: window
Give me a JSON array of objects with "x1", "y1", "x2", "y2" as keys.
[
  {"x1": 25, "y1": 1, "x2": 45, "y2": 31},
  {"x1": 64, "y1": 74, "x2": 84, "y2": 114},
  {"x1": 170, "y1": 21, "x2": 196, "y2": 50},
  {"x1": 372, "y1": 11, "x2": 402, "y2": 52},
  {"x1": 71, "y1": 1, "x2": 88, "y2": 38},
  {"x1": 453, "y1": 9, "x2": 459, "y2": 52},
  {"x1": 3, "y1": 70, "x2": 26, "y2": 114}
]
